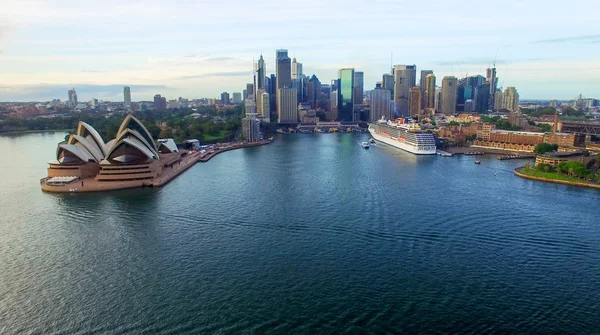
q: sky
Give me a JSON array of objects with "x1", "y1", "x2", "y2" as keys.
[{"x1": 0, "y1": 0, "x2": 599, "y2": 102}]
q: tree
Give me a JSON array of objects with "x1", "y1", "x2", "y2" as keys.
[
  {"x1": 556, "y1": 162, "x2": 567, "y2": 175},
  {"x1": 534, "y1": 143, "x2": 558, "y2": 154},
  {"x1": 524, "y1": 162, "x2": 532, "y2": 170},
  {"x1": 538, "y1": 124, "x2": 552, "y2": 132},
  {"x1": 544, "y1": 165, "x2": 550, "y2": 177},
  {"x1": 159, "y1": 128, "x2": 174, "y2": 138}
]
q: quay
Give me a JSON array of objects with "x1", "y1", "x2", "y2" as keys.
[{"x1": 498, "y1": 154, "x2": 536, "y2": 160}]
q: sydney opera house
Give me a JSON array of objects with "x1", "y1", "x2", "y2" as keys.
[{"x1": 41, "y1": 114, "x2": 199, "y2": 192}]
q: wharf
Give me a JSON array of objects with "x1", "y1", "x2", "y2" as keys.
[
  {"x1": 437, "y1": 150, "x2": 454, "y2": 157},
  {"x1": 497, "y1": 154, "x2": 536, "y2": 160}
]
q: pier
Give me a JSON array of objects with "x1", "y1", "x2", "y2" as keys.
[{"x1": 497, "y1": 154, "x2": 536, "y2": 160}]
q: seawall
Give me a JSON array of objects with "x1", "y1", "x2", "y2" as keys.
[{"x1": 514, "y1": 168, "x2": 600, "y2": 190}]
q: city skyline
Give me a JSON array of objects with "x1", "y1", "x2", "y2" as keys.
[{"x1": 0, "y1": 0, "x2": 598, "y2": 101}]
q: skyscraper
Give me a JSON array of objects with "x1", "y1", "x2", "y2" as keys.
[
  {"x1": 353, "y1": 71, "x2": 364, "y2": 104},
  {"x1": 370, "y1": 84, "x2": 392, "y2": 121},
  {"x1": 486, "y1": 67, "x2": 497, "y2": 110},
  {"x1": 277, "y1": 88, "x2": 298, "y2": 124},
  {"x1": 246, "y1": 83, "x2": 254, "y2": 100},
  {"x1": 232, "y1": 92, "x2": 242, "y2": 104},
  {"x1": 502, "y1": 87, "x2": 519, "y2": 112},
  {"x1": 254, "y1": 55, "x2": 266, "y2": 98},
  {"x1": 154, "y1": 94, "x2": 161, "y2": 109},
  {"x1": 419, "y1": 70, "x2": 433, "y2": 108},
  {"x1": 269, "y1": 74, "x2": 277, "y2": 115},
  {"x1": 68, "y1": 88, "x2": 78, "y2": 108},
  {"x1": 307, "y1": 75, "x2": 321, "y2": 109},
  {"x1": 292, "y1": 58, "x2": 302, "y2": 79},
  {"x1": 221, "y1": 92, "x2": 230, "y2": 105},
  {"x1": 393, "y1": 65, "x2": 417, "y2": 117},
  {"x1": 435, "y1": 87, "x2": 442, "y2": 112},
  {"x1": 242, "y1": 113, "x2": 261, "y2": 143},
  {"x1": 408, "y1": 87, "x2": 421, "y2": 117},
  {"x1": 276, "y1": 49, "x2": 291, "y2": 89},
  {"x1": 382, "y1": 74, "x2": 394, "y2": 97},
  {"x1": 256, "y1": 89, "x2": 270, "y2": 121},
  {"x1": 338, "y1": 68, "x2": 355, "y2": 121},
  {"x1": 441, "y1": 76, "x2": 458, "y2": 115},
  {"x1": 474, "y1": 83, "x2": 490, "y2": 112},
  {"x1": 494, "y1": 91, "x2": 503, "y2": 111},
  {"x1": 123, "y1": 86, "x2": 131, "y2": 107},
  {"x1": 424, "y1": 73, "x2": 436, "y2": 109},
  {"x1": 244, "y1": 97, "x2": 256, "y2": 114}
]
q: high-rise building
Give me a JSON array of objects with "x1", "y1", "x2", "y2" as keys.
[
  {"x1": 353, "y1": 71, "x2": 364, "y2": 104},
  {"x1": 154, "y1": 94, "x2": 162, "y2": 109},
  {"x1": 464, "y1": 99, "x2": 475, "y2": 112},
  {"x1": 419, "y1": 70, "x2": 433, "y2": 108},
  {"x1": 424, "y1": 73, "x2": 436, "y2": 109},
  {"x1": 382, "y1": 74, "x2": 394, "y2": 97},
  {"x1": 338, "y1": 68, "x2": 355, "y2": 121},
  {"x1": 256, "y1": 89, "x2": 270, "y2": 121},
  {"x1": 246, "y1": 83, "x2": 254, "y2": 100},
  {"x1": 123, "y1": 86, "x2": 131, "y2": 107},
  {"x1": 232, "y1": 92, "x2": 242, "y2": 104},
  {"x1": 474, "y1": 83, "x2": 490, "y2": 112},
  {"x1": 435, "y1": 87, "x2": 442, "y2": 112},
  {"x1": 276, "y1": 49, "x2": 291, "y2": 89},
  {"x1": 502, "y1": 87, "x2": 519, "y2": 112},
  {"x1": 243, "y1": 89, "x2": 248, "y2": 101},
  {"x1": 254, "y1": 54, "x2": 266, "y2": 98},
  {"x1": 467, "y1": 75, "x2": 486, "y2": 88},
  {"x1": 221, "y1": 92, "x2": 230, "y2": 105},
  {"x1": 441, "y1": 76, "x2": 458, "y2": 115},
  {"x1": 292, "y1": 58, "x2": 303, "y2": 79},
  {"x1": 68, "y1": 88, "x2": 78, "y2": 108},
  {"x1": 291, "y1": 77, "x2": 304, "y2": 104},
  {"x1": 408, "y1": 87, "x2": 421, "y2": 117},
  {"x1": 393, "y1": 65, "x2": 417, "y2": 117},
  {"x1": 494, "y1": 91, "x2": 503, "y2": 111},
  {"x1": 370, "y1": 84, "x2": 392, "y2": 121},
  {"x1": 307, "y1": 75, "x2": 321, "y2": 109},
  {"x1": 242, "y1": 113, "x2": 261, "y2": 143},
  {"x1": 245, "y1": 97, "x2": 256, "y2": 114},
  {"x1": 269, "y1": 74, "x2": 277, "y2": 115},
  {"x1": 486, "y1": 67, "x2": 497, "y2": 110},
  {"x1": 277, "y1": 88, "x2": 298, "y2": 123}
]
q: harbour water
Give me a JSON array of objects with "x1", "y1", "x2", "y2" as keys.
[{"x1": 1, "y1": 132, "x2": 599, "y2": 333}]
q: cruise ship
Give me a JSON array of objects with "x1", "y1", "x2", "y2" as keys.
[{"x1": 368, "y1": 117, "x2": 437, "y2": 155}]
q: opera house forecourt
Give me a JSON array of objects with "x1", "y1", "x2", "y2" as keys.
[{"x1": 40, "y1": 114, "x2": 202, "y2": 193}]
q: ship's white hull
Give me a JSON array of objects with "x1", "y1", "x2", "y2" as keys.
[{"x1": 369, "y1": 129, "x2": 436, "y2": 155}]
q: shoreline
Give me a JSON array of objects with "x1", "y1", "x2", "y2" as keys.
[
  {"x1": 41, "y1": 140, "x2": 271, "y2": 193},
  {"x1": 0, "y1": 129, "x2": 70, "y2": 136},
  {"x1": 514, "y1": 167, "x2": 600, "y2": 190}
]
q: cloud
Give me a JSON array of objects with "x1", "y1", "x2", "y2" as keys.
[
  {"x1": 432, "y1": 58, "x2": 545, "y2": 67},
  {"x1": 205, "y1": 56, "x2": 236, "y2": 62},
  {"x1": 0, "y1": 84, "x2": 169, "y2": 102},
  {"x1": 533, "y1": 34, "x2": 600, "y2": 44},
  {"x1": 177, "y1": 71, "x2": 250, "y2": 80}
]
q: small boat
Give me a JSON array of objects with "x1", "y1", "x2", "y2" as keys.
[
  {"x1": 369, "y1": 138, "x2": 376, "y2": 144},
  {"x1": 474, "y1": 160, "x2": 481, "y2": 164},
  {"x1": 362, "y1": 142, "x2": 370, "y2": 149}
]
